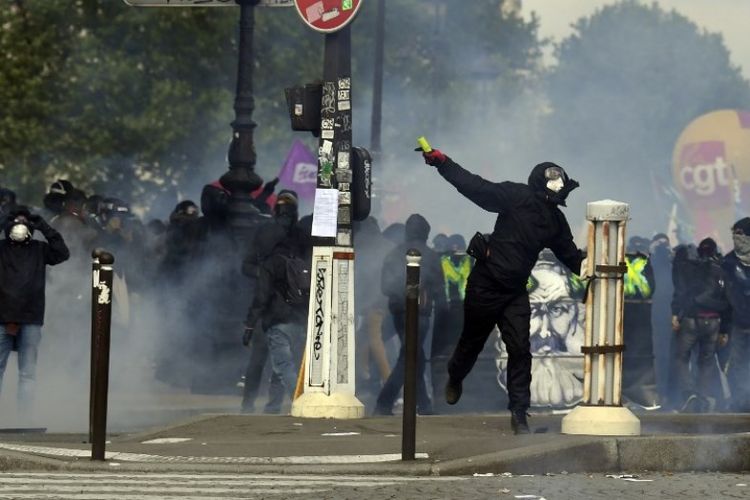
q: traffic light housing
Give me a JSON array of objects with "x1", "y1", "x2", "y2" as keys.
[{"x1": 284, "y1": 83, "x2": 322, "y2": 136}]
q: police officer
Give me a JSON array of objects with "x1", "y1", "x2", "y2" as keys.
[{"x1": 420, "y1": 148, "x2": 583, "y2": 434}]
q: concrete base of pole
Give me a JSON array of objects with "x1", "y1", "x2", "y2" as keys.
[
  {"x1": 562, "y1": 405, "x2": 641, "y2": 436},
  {"x1": 291, "y1": 392, "x2": 365, "y2": 419}
]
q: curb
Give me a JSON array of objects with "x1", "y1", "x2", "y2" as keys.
[{"x1": 2, "y1": 433, "x2": 749, "y2": 476}]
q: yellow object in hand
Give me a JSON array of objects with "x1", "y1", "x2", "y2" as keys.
[{"x1": 417, "y1": 136, "x2": 432, "y2": 153}]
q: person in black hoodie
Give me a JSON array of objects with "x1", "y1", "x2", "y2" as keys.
[
  {"x1": 242, "y1": 191, "x2": 308, "y2": 413},
  {"x1": 420, "y1": 148, "x2": 583, "y2": 434},
  {"x1": 671, "y1": 237, "x2": 728, "y2": 412},
  {"x1": 721, "y1": 218, "x2": 750, "y2": 411},
  {"x1": 0, "y1": 208, "x2": 69, "y2": 416},
  {"x1": 374, "y1": 213, "x2": 444, "y2": 416}
]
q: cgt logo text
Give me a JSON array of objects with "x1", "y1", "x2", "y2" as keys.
[{"x1": 679, "y1": 156, "x2": 733, "y2": 196}]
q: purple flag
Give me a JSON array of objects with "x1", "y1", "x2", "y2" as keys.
[{"x1": 277, "y1": 139, "x2": 318, "y2": 204}]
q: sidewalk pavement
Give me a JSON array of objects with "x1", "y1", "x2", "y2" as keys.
[{"x1": 0, "y1": 413, "x2": 749, "y2": 476}]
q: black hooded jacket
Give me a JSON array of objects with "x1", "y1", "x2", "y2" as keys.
[
  {"x1": 0, "y1": 223, "x2": 70, "y2": 324},
  {"x1": 380, "y1": 214, "x2": 445, "y2": 315},
  {"x1": 245, "y1": 213, "x2": 309, "y2": 330},
  {"x1": 437, "y1": 158, "x2": 583, "y2": 290}
]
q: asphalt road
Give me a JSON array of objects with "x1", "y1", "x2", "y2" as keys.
[{"x1": 0, "y1": 472, "x2": 748, "y2": 499}]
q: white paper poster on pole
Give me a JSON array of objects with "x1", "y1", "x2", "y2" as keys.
[{"x1": 312, "y1": 188, "x2": 339, "y2": 237}]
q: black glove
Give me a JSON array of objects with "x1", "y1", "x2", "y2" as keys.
[
  {"x1": 242, "y1": 326, "x2": 254, "y2": 347},
  {"x1": 262, "y1": 177, "x2": 280, "y2": 196},
  {"x1": 28, "y1": 214, "x2": 52, "y2": 233}
]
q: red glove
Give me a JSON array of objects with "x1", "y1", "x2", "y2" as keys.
[{"x1": 422, "y1": 149, "x2": 447, "y2": 167}]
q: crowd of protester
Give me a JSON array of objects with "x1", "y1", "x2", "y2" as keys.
[{"x1": 1, "y1": 177, "x2": 749, "y2": 418}]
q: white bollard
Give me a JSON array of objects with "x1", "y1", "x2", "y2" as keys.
[
  {"x1": 562, "y1": 200, "x2": 641, "y2": 436},
  {"x1": 291, "y1": 247, "x2": 364, "y2": 419}
]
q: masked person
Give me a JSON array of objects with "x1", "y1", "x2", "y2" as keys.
[
  {"x1": 671, "y1": 238, "x2": 728, "y2": 412},
  {"x1": 0, "y1": 209, "x2": 69, "y2": 417},
  {"x1": 242, "y1": 191, "x2": 308, "y2": 414},
  {"x1": 420, "y1": 149, "x2": 583, "y2": 434},
  {"x1": 722, "y1": 218, "x2": 750, "y2": 411},
  {"x1": 375, "y1": 214, "x2": 445, "y2": 416}
]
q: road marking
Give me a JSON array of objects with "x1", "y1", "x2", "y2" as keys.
[
  {"x1": 0, "y1": 442, "x2": 428, "y2": 464},
  {"x1": 141, "y1": 437, "x2": 193, "y2": 444},
  {"x1": 0, "y1": 473, "x2": 460, "y2": 482},
  {"x1": 0, "y1": 472, "x2": 466, "y2": 500}
]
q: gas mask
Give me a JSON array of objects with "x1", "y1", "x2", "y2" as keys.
[
  {"x1": 544, "y1": 165, "x2": 566, "y2": 193},
  {"x1": 9, "y1": 222, "x2": 31, "y2": 243}
]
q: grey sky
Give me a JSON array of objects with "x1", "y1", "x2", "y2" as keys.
[{"x1": 522, "y1": 0, "x2": 750, "y2": 78}]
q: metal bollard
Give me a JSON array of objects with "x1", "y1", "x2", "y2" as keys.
[
  {"x1": 402, "y1": 248, "x2": 421, "y2": 461},
  {"x1": 88, "y1": 255, "x2": 100, "y2": 444},
  {"x1": 90, "y1": 249, "x2": 114, "y2": 461}
]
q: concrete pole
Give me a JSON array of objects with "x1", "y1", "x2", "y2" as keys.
[{"x1": 562, "y1": 200, "x2": 640, "y2": 436}]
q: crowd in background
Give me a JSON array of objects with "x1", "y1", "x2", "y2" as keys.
[{"x1": 1, "y1": 179, "x2": 750, "y2": 418}]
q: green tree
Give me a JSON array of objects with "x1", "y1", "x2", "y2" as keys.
[
  {"x1": 0, "y1": 0, "x2": 543, "y2": 215},
  {"x1": 543, "y1": 1, "x2": 750, "y2": 230},
  {"x1": 0, "y1": 1, "x2": 321, "y2": 209}
]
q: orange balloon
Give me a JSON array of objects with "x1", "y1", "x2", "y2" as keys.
[{"x1": 672, "y1": 109, "x2": 750, "y2": 243}]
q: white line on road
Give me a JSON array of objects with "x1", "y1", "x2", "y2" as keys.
[
  {"x1": 0, "y1": 485, "x2": 325, "y2": 495},
  {"x1": 0, "y1": 442, "x2": 428, "y2": 464},
  {"x1": 0, "y1": 477, "x2": 400, "y2": 487},
  {"x1": 0, "y1": 472, "x2": 461, "y2": 482},
  {"x1": 0, "y1": 496, "x2": 264, "y2": 500}
]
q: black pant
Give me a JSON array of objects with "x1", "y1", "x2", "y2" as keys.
[
  {"x1": 375, "y1": 310, "x2": 432, "y2": 412},
  {"x1": 448, "y1": 265, "x2": 531, "y2": 412},
  {"x1": 675, "y1": 317, "x2": 719, "y2": 401},
  {"x1": 728, "y1": 327, "x2": 750, "y2": 410}
]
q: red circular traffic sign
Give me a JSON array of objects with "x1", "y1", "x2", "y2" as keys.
[{"x1": 294, "y1": 0, "x2": 362, "y2": 33}]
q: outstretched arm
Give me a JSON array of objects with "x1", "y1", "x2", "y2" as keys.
[{"x1": 427, "y1": 153, "x2": 520, "y2": 213}]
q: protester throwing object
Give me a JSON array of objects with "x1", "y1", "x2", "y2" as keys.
[{"x1": 417, "y1": 140, "x2": 583, "y2": 434}]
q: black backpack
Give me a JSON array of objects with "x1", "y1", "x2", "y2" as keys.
[{"x1": 278, "y1": 254, "x2": 311, "y2": 306}]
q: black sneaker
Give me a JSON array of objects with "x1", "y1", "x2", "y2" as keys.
[
  {"x1": 510, "y1": 410, "x2": 530, "y2": 435},
  {"x1": 445, "y1": 378, "x2": 462, "y2": 405}
]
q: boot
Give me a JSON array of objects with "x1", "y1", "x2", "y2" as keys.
[
  {"x1": 445, "y1": 378, "x2": 462, "y2": 405},
  {"x1": 510, "y1": 410, "x2": 530, "y2": 435}
]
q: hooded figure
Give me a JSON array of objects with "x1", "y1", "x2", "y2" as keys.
[
  {"x1": 241, "y1": 189, "x2": 308, "y2": 414},
  {"x1": 420, "y1": 148, "x2": 583, "y2": 433},
  {"x1": 374, "y1": 213, "x2": 445, "y2": 416},
  {"x1": 721, "y1": 217, "x2": 750, "y2": 410},
  {"x1": 671, "y1": 236, "x2": 728, "y2": 412},
  {"x1": 0, "y1": 208, "x2": 69, "y2": 415}
]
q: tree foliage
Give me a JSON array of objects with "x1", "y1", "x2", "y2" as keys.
[
  {"x1": 544, "y1": 1, "x2": 750, "y2": 200},
  {"x1": 0, "y1": 0, "x2": 543, "y2": 210}
]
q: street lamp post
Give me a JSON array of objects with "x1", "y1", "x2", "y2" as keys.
[{"x1": 220, "y1": 0, "x2": 264, "y2": 246}]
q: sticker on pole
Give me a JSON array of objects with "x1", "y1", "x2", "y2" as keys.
[{"x1": 294, "y1": 0, "x2": 362, "y2": 33}]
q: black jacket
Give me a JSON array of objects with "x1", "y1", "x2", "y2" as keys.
[
  {"x1": 0, "y1": 226, "x2": 69, "y2": 324},
  {"x1": 671, "y1": 254, "x2": 728, "y2": 320},
  {"x1": 380, "y1": 214, "x2": 445, "y2": 315},
  {"x1": 437, "y1": 158, "x2": 583, "y2": 290},
  {"x1": 245, "y1": 216, "x2": 308, "y2": 330},
  {"x1": 721, "y1": 251, "x2": 750, "y2": 329}
]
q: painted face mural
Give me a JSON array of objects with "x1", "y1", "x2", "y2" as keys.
[{"x1": 496, "y1": 253, "x2": 585, "y2": 407}]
